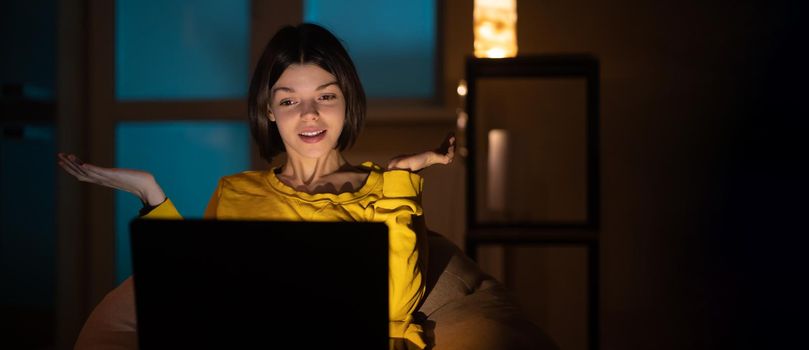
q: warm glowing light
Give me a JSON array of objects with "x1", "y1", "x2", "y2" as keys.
[
  {"x1": 456, "y1": 110, "x2": 468, "y2": 129},
  {"x1": 457, "y1": 79, "x2": 468, "y2": 96},
  {"x1": 486, "y1": 48, "x2": 507, "y2": 58},
  {"x1": 474, "y1": 0, "x2": 518, "y2": 58}
]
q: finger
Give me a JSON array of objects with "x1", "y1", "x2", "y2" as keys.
[
  {"x1": 436, "y1": 134, "x2": 453, "y2": 155},
  {"x1": 57, "y1": 162, "x2": 76, "y2": 179},
  {"x1": 73, "y1": 164, "x2": 108, "y2": 184},
  {"x1": 387, "y1": 156, "x2": 405, "y2": 170},
  {"x1": 57, "y1": 153, "x2": 73, "y2": 167},
  {"x1": 443, "y1": 132, "x2": 455, "y2": 145},
  {"x1": 57, "y1": 152, "x2": 79, "y2": 167},
  {"x1": 80, "y1": 163, "x2": 114, "y2": 183},
  {"x1": 79, "y1": 162, "x2": 104, "y2": 173},
  {"x1": 431, "y1": 154, "x2": 450, "y2": 165},
  {"x1": 64, "y1": 154, "x2": 92, "y2": 176},
  {"x1": 58, "y1": 160, "x2": 89, "y2": 181},
  {"x1": 67, "y1": 154, "x2": 85, "y2": 166},
  {"x1": 443, "y1": 144, "x2": 456, "y2": 163},
  {"x1": 442, "y1": 149, "x2": 455, "y2": 164},
  {"x1": 58, "y1": 156, "x2": 90, "y2": 179}
]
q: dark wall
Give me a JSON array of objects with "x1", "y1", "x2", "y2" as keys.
[
  {"x1": 714, "y1": 1, "x2": 808, "y2": 347},
  {"x1": 357, "y1": 1, "x2": 808, "y2": 348},
  {"x1": 0, "y1": 0, "x2": 56, "y2": 92},
  {"x1": 0, "y1": 1, "x2": 58, "y2": 349},
  {"x1": 502, "y1": 0, "x2": 807, "y2": 348}
]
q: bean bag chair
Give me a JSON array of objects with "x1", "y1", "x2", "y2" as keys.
[{"x1": 75, "y1": 232, "x2": 558, "y2": 350}]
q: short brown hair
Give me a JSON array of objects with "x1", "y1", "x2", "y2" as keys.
[{"x1": 247, "y1": 23, "x2": 366, "y2": 164}]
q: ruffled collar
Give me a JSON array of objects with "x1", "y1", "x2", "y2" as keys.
[{"x1": 263, "y1": 161, "x2": 381, "y2": 203}]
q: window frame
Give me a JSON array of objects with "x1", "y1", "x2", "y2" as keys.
[{"x1": 78, "y1": 0, "x2": 303, "y2": 315}]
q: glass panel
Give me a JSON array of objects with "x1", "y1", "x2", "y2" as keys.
[
  {"x1": 475, "y1": 78, "x2": 588, "y2": 223},
  {"x1": 304, "y1": 0, "x2": 436, "y2": 99},
  {"x1": 115, "y1": 121, "x2": 250, "y2": 282},
  {"x1": 115, "y1": 0, "x2": 249, "y2": 100}
]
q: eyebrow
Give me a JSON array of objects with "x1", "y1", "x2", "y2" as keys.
[{"x1": 272, "y1": 81, "x2": 338, "y2": 95}]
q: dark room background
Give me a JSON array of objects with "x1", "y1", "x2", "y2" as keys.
[{"x1": 1, "y1": 0, "x2": 807, "y2": 349}]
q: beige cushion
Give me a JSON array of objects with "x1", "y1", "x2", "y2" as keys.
[
  {"x1": 74, "y1": 277, "x2": 138, "y2": 349},
  {"x1": 75, "y1": 233, "x2": 557, "y2": 350},
  {"x1": 419, "y1": 232, "x2": 558, "y2": 350}
]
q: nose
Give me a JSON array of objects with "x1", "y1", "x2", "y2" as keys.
[{"x1": 300, "y1": 100, "x2": 319, "y2": 120}]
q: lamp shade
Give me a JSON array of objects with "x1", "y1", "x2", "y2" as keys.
[{"x1": 473, "y1": 0, "x2": 518, "y2": 58}]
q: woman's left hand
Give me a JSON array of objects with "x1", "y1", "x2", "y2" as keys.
[{"x1": 387, "y1": 133, "x2": 455, "y2": 172}]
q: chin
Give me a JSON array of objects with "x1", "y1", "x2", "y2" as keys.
[{"x1": 296, "y1": 145, "x2": 339, "y2": 160}]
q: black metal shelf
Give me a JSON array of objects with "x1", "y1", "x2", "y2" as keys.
[{"x1": 464, "y1": 54, "x2": 601, "y2": 350}]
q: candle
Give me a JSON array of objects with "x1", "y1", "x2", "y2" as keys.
[{"x1": 487, "y1": 129, "x2": 508, "y2": 212}]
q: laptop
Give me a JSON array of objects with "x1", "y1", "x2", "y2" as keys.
[{"x1": 130, "y1": 219, "x2": 389, "y2": 349}]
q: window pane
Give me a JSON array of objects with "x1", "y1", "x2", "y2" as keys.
[
  {"x1": 115, "y1": 0, "x2": 249, "y2": 100},
  {"x1": 115, "y1": 121, "x2": 250, "y2": 282},
  {"x1": 304, "y1": 0, "x2": 436, "y2": 99},
  {"x1": 474, "y1": 78, "x2": 588, "y2": 224}
]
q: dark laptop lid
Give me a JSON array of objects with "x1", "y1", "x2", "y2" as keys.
[{"x1": 130, "y1": 219, "x2": 389, "y2": 349}]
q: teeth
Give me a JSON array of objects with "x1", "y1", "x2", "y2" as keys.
[{"x1": 300, "y1": 130, "x2": 325, "y2": 137}]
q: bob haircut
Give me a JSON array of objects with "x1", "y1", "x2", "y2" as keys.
[{"x1": 248, "y1": 23, "x2": 367, "y2": 164}]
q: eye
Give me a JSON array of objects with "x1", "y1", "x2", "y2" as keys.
[
  {"x1": 279, "y1": 99, "x2": 295, "y2": 106},
  {"x1": 319, "y1": 94, "x2": 337, "y2": 101}
]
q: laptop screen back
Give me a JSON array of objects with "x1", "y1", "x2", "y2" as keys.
[{"x1": 130, "y1": 219, "x2": 389, "y2": 349}]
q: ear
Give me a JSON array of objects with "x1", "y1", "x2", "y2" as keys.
[{"x1": 267, "y1": 105, "x2": 276, "y2": 122}]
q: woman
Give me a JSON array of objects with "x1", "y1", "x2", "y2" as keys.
[{"x1": 59, "y1": 23, "x2": 454, "y2": 349}]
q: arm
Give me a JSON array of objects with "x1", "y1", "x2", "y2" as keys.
[
  {"x1": 369, "y1": 170, "x2": 428, "y2": 349},
  {"x1": 144, "y1": 178, "x2": 223, "y2": 219},
  {"x1": 57, "y1": 152, "x2": 183, "y2": 219}
]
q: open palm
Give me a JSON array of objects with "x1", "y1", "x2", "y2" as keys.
[{"x1": 57, "y1": 153, "x2": 166, "y2": 205}]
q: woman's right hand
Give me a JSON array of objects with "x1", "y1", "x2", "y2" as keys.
[{"x1": 57, "y1": 153, "x2": 166, "y2": 206}]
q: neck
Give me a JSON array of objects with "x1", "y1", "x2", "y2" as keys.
[{"x1": 280, "y1": 150, "x2": 346, "y2": 186}]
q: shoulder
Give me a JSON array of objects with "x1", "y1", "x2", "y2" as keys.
[{"x1": 217, "y1": 170, "x2": 271, "y2": 195}]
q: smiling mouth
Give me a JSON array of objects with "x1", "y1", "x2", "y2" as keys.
[
  {"x1": 299, "y1": 130, "x2": 325, "y2": 137},
  {"x1": 298, "y1": 129, "x2": 327, "y2": 143}
]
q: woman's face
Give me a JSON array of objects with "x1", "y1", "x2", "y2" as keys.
[{"x1": 268, "y1": 64, "x2": 346, "y2": 160}]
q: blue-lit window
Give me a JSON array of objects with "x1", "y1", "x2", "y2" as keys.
[
  {"x1": 115, "y1": 0, "x2": 249, "y2": 100},
  {"x1": 304, "y1": 0, "x2": 436, "y2": 99},
  {"x1": 114, "y1": 121, "x2": 250, "y2": 282}
]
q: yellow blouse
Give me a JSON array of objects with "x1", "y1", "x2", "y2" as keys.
[{"x1": 144, "y1": 161, "x2": 428, "y2": 349}]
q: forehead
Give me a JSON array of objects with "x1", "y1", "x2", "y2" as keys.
[{"x1": 273, "y1": 64, "x2": 337, "y2": 90}]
